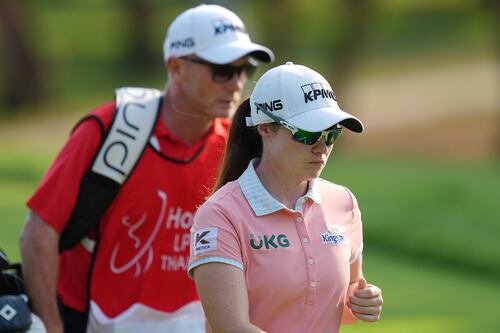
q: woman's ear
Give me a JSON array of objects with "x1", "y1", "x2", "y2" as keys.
[{"x1": 257, "y1": 123, "x2": 278, "y2": 138}]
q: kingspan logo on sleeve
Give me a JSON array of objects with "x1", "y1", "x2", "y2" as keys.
[
  {"x1": 321, "y1": 224, "x2": 345, "y2": 246},
  {"x1": 212, "y1": 19, "x2": 247, "y2": 36},
  {"x1": 301, "y1": 82, "x2": 336, "y2": 103},
  {"x1": 193, "y1": 227, "x2": 218, "y2": 256}
]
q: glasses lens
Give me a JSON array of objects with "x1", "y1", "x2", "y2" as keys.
[
  {"x1": 212, "y1": 64, "x2": 255, "y2": 83},
  {"x1": 293, "y1": 129, "x2": 322, "y2": 145},
  {"x1": 325, "y1": 127, "x2": 343, "y2": 145},
  {"x1": 212, "y1": 65, "x2": 234, "y2": 83},
  {"x1": 184, "y1": 57, "x2": 255, "y2": 83},
  {"x1": 292, "y1": 127, "x2": 343, "y2": 146}
]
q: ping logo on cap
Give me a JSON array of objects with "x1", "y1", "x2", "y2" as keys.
[
  {"x1": 301, "y1": 82, "x2": 336, "y2": 103},
  {"x1": 212, "y1": 19, "x2": 246, "y2": 36},
  {"x1": 170, "y1": 37, "x2": 195, "y2": 50},
  {"x1": 255, "y1": 99, "x2": 283, "y2": 113}
]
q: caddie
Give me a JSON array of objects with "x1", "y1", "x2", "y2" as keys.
[{"x1": 19, "y1": 4, "x2": 273, "y2": 333}]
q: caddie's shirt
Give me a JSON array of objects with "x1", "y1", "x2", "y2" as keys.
[
  {"x1": 188, "y1": 160, "x2": 363, "y2": 333},
  {"x1": 28, "y1": 100, "x2": 229, "y2": 332}
]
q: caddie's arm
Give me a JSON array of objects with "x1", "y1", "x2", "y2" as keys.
[
  {"x1": 20, "y1": 209, "x2": 64, "y2": 333},
  {"x1": 193, "y1": 262, "x2": 267, "y2": 333}
]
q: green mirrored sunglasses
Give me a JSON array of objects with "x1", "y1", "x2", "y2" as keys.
[{"x1": 254, "y1": 103, "x2": 343, "y2": 146}]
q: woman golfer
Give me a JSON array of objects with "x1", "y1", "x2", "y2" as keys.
[{"x1": 188, "y1": 62, "x2": 383, "y2": 333}]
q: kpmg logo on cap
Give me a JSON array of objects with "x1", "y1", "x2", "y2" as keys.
[
  {"x1": 212, "y1": 19, "x2": 246, "y2": 36},
  {"x1": 301, "y1": 82, "x2": 336, "y2": 103},
  {"x1": 170, "y1": 37, "x2": 195, "y2": 50}
]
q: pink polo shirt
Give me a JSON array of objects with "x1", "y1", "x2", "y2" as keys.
[{"x1": 188, "y1": 160, "x2": 363, "y2": 333}]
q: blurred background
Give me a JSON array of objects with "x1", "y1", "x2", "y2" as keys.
[{"x1": 0, "y1": 0, "x2": 499, "y2": 332}]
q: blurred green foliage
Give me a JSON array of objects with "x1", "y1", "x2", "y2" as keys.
[
  {"x1": 0, "y1": 0, "x2": 497, "y2": 114},
  {"x1": 341, "y1": 250, "x2": 500, "y2": 333},
  {"x1": 323, "y1": 153, "x2": 500, "y2": 278}
]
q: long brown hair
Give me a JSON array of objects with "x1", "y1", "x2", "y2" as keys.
[{"x1": 213, "y1": 98, "x2": 262, "y2": 192}]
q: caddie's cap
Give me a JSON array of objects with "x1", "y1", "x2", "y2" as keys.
[{"x1": 163, "y1": 4, "x2": 274, "y2": 64}]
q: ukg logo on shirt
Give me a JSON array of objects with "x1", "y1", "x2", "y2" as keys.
[
  {"x1": 250, "y1": 234, "x2": 290, "y2": 250},
  {"x1": 301, "y1": 82, "x2": 336, "y2": 103}
]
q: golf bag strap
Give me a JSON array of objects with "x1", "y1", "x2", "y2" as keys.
[{"x1": 58, "y1": 87, "x2": 162, "y2": 253}]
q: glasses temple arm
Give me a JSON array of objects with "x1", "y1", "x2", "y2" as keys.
[{"x1": 253, "y1": 103, "x2": 298, "y2": 134}]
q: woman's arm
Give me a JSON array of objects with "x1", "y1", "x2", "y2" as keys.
[
  {"x1": 193, "y1": 262, "x2": 266, "y2": 333},
  {"x1": 344, "y1": 255, "x2": 383, "y2": 323}
]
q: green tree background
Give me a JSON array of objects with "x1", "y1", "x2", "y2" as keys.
[{"x1": 0, "y1": 1, "x2": 499, "y2": 332}]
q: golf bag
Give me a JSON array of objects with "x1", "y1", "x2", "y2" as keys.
[{"x1": 0, "y1": 248, "x2": 31, "y2": 332}]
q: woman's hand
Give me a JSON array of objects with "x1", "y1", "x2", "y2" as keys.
[{"x1": 347, "y1": 278, "x2": 383, "y2": 322}]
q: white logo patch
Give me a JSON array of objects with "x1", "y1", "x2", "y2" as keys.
[
  {"x1": 321, "y1": 224, "x2": 345, "y2": 246},
  {"x1": 193, "y1": 228, "x2": 218, "y2": 256},
  {"x1": 0, "y1": 304, "x2": 17, "y2": 321},
  {"x1": 327, "y1": 224, "x2": 343, "y2": 235}
]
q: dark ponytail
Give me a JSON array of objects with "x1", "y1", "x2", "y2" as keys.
[{"x1": 213, "y1": 98, "x2": 262, "y2": 192}]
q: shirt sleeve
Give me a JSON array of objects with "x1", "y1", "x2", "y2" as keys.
[
  {"x1": 346, "y1": 189, "x2": 363, "y2": 263},
  {"x1": 188, "y1": 200, "x2": 243, "y2": 279},
  {"x1": 27, "y1": 117, "x2": 104, "y2": 233}
]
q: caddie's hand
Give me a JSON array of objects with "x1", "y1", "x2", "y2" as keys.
[{"x1": 347, "y1": 278, "x2": 383, "y2": 322}]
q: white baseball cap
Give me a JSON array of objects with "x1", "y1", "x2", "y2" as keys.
[
  {"x1": 163, "y1": 4, "x2": 274, "y2": 64},
  {"x1": 248, "y1": 62, "x2": 364, "y2": 133}
]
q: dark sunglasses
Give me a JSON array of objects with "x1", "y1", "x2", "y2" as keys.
[
  {"x1": 182, "y1": 57, "x2": 256, "y2": 83},
  {"x1": 254, "y1": 103, "x2": 343, "y2": 146}
]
